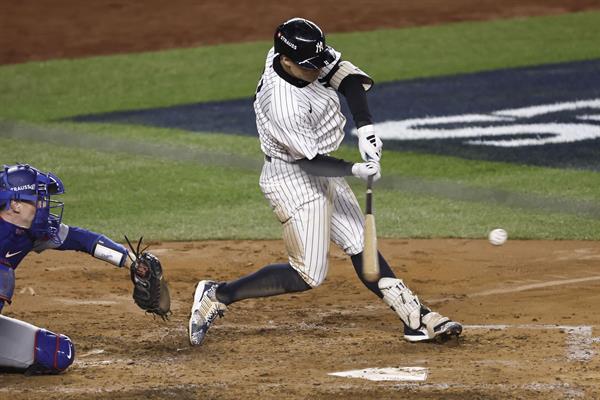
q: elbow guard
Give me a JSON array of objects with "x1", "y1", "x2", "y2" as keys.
[
  {"x1": 0, "y1": 264, "x2": 15, "y2": 306},
  {"x1": 93, "y1": 236, "x2": 128, "y2": 268},
  {"x1": 328, "y1": 60, "x2": 374, "y2": 92}
]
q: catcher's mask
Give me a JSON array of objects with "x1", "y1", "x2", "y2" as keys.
[
  {"x1": 0, "y1": 164, "x2": 65, "y2": 242},
  {"x1": 274, "y1": 17, "x2": 335, "y2": 70}
]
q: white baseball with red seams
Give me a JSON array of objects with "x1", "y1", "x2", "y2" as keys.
[{"x1": 489, "y1": 228, "x2": 508, "y2": 246}]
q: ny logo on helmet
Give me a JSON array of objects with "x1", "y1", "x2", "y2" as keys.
[{"x1": 316, "y1": 41, "x2": 324, "y2": 53}]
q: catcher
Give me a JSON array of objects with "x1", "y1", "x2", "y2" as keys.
[{"x1": 0, "y1": 164, "x2": 170, "y2": 375}]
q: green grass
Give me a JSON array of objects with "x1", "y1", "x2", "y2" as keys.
[
  {"x1": 2, "y1": 122, "x2": 599, "y2": 240},
  {"x1": 1, "y1": 12, "x2": 600, "y2": 240},
  {"x1": 0, "y1": 130, "x2": 274, "y2": 241}
]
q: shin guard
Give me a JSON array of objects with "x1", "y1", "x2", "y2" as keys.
[{"x1": 29, "y1": 329, "x2": 75, "y2": 374}]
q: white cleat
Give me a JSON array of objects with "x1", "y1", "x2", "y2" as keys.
[
  {"x1": 188, "y1": 280, "x2": 227, "y2": 346},
  {"x1": 403, "y1": 312, "x2": 463, "y2": 342}
]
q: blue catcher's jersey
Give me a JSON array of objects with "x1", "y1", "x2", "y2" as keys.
[
  {"x1": 1, "y1": 215, "x2": 129, "y2": 311},
  {"x1": 0, "y1": 217, "x2": 35, "y2": 270}
]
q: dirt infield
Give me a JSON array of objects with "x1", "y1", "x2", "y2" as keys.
[
  {"x1": 2, "y1": 0, "x2": 600, "y2": 64},
  {"x1": 3, "y1": 1, "x2": 600, "y2": 399},
  {"x1": 2, "y1": 239, "x2": 600, "y2": 399}
]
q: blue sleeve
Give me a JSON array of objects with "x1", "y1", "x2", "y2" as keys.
[
  {"x1": 0, "y1": 264, "x2": 16, "y2": 308},
  {"x1": 58, "y1": 226, "x2": 101, "y2": 253},
  {"x1": 58, "y1": 226, "x2": 128, "y2": 267}
]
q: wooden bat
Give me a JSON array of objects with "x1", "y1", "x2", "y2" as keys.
[{"x1": 362, "y1": 175, "x2": 380, "y2": 282}]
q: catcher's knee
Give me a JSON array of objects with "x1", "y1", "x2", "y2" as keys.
[{"x1": 29, "y1": 329, "x2": 75, "y2": 374}]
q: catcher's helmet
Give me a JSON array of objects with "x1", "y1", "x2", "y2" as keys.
[
  {"x1": 274, "y1": 17, "x2": 335, "y2": 70},
  {"x1": 0, "y1": 164, "x2": 65, "y2": 241}
]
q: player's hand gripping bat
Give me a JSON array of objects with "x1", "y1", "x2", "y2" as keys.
[{"x1": 362, "y1": 175, "x2": 380, "y2": 282}]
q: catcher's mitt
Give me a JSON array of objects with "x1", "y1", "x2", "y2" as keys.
[{"x1": 125, "y1": 236, "x2": 171, "y2": 320}]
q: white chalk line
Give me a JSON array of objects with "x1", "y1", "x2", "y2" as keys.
[
  {"x1": 470, "y1": 276, "x2": 600, "y2": 297},
  {"x1": 73, "y1": 357, "x2": 133, "y2": 368},
  {"x1": 465, "y1": 324, "x2": 598, "y2": 362},
  {"x1": 78, "y1": 349, "x2": 105, "y2": 358},
  {"x1": 329, "y1": 367, "x2": 428, "y2": 382},
  {"x1": 429, "y1": 275, "x2": 600, "y2": 304}
]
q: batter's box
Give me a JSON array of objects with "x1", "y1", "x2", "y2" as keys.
[
  {"x1": 413, "y1": 323, "x2": 600, "y2": 396},
  {"x1": 465, "y1": 324, "x2": 599, "y2": 362},
  {"x1": 349, "y1": 324, "x2": 600, "y2": 399}
]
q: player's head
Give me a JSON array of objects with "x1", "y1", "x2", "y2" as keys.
[
  {"x1": 0, "y1": 164, "x2": 65, "y2": 240},
  {"x1": 274, "y1": 17, "x2": 335, "y2": 71}
]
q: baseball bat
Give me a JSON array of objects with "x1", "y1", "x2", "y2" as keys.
[{"x1": 362, "y1": 175, "x2": 380, "y2": 282}]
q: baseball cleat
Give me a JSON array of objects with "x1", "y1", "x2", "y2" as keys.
[
  {"x1": 188, "y1": 280, "x2": 227, "y2": 346},
  {"x1": 403, "y1": 313, "x2": 463, "y2": 343},
  {"x1": 403, "y1": 325, "x2": 432, "y2": 342},
  {"x1": 430, "y1": 319, "x2": 463, "y2": 341}
]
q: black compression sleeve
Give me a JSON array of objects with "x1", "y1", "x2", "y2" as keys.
[
  {"x1": 338, "y1": 74, "x2": 373, "y2": 129},
  {"x1": 215, "y1": 263, "x2": 311, "y2": 305},
  {"x1": 297, "y1": 154, "x2": 354, "y2": 177},
  {"x1": 350, "y1": 251, "x2": 397, "y2": 298}
]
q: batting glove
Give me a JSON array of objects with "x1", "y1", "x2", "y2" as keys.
[
  {"x1": 352, "y1": 161, "x2": 381, "y2": 182},
  {"x1": 357, "y1": 124, "x2": 382, "y2": 162}
]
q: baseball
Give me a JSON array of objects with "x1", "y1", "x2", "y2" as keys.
[{"x1": 488, "y1": 228, "x2": 508, "y2": 246}]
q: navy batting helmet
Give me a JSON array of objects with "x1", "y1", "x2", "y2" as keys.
[{"x1": 274, "y1": 17, "x2": 335, "y2": 70}]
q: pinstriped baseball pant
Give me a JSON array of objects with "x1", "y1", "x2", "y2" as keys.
[{"x1": 260, "y1": 157, "x2": 364, "y2": 287}]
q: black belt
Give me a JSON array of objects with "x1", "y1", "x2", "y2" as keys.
[{"x1": 264, "y1": 155, "x2": 296, "y2": 164}]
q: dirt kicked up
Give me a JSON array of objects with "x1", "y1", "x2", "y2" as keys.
[{"x1": 3, "y1": 238, "x2": 600, "y2": 399}]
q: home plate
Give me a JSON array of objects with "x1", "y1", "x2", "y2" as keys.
[{"x1": 328, "y1": 367, "x2": 428, "y2": 382}]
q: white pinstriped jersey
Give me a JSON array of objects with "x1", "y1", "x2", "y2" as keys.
[
  {"x1": 254, "y1": 47, "x2": 346, "y2": 162},
  {"x1": 254, "y1": 47, "x2": 367, "y2": 287}
]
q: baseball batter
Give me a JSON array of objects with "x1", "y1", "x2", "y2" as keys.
[
  {"x1": 189, "y1": 17, "x2": 462, "y2": 346},
  {"x1": 0, "y1": 164, "x2": 162, "y2": 374}
]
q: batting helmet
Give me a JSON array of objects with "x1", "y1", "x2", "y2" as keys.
[
  {"x1": 0, "y1": 164, "x2": 65, "y2": 241},
  {"x1": 274, "y1": 17, "x2": 335, "y2": 70}
]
